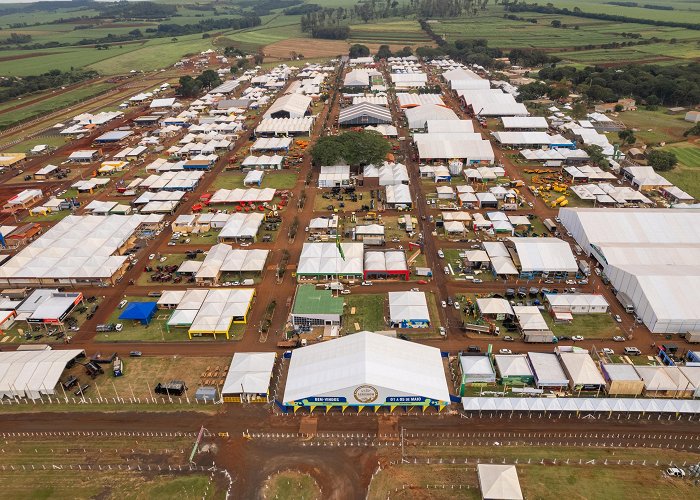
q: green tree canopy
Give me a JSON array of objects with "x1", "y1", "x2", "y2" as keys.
[
  {"x1": 311, "y1": 131, "x2": 391, "y2": 167},
  {"x1": 376, "y1": 44, "x2": 392, "y2": 59},
  {"x1": 646, "y1": 149, "x2": 678, "y2": 172},
  {"x1": 178, "y1": 75, "x2": 201, "y2": 98},
  {"x1": 583, "y1": 144, "x2": 610, "y2": 168},
  {"x1": 349, "y1": 44, "x2": 370, "y2": 58}
]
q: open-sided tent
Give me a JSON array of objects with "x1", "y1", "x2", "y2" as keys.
[{"x1": 119, "y1": 302, "x2": 157, "y2": 325}]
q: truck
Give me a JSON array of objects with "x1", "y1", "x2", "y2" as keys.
[
  {"x1": 682, "y1": 332, "x2": 700, "y2": 344},
  {"x1": 543, "y1": 218, "x2": 557, "y2": 233},
  {"x1": 616, "y1": 291, "x2": 635, "y2": 313},
  {"x1": 241, "y1": 278, "x2": 254, "y2": 286},
  {"x1": 112, "y1": 356, "x2": 123, "y2": 377},
  {"x1": 578, "y1": 259, "x2": 591, "y2": 276},
  {"x1": 276, "y1": 338, "x2": 307, "y2": 349},
  {"x1": 463, "y1": 323, "x2": 499, "y2": 335},
  {"x1": 523, "y1": 331, "x2": 557, "y2": 343}
]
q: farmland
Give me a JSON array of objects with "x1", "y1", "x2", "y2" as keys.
[{"x1": 349, "y1": 20, "x2": 432, "y2": 45}]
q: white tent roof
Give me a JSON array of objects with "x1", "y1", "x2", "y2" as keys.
[
  {"x1": 510, "y1": 237, "x2": 577, "y2": 273},
  {"x1": 501, "y1": 116, "x2": 548, "y2": 129},
  {"x1": 385, "y1": 184, "x2": 412, "y2": 205},
  {"x1": 364, "y1": 250, "x2": 407, "y2": 272},
  {"x1": 256, "y1": 117, "x2": 313, "y2": 135},
  {"x1": 283, "y1": 331, "x2": 450, "y2": 404},
  {"x1": 527, "y1": 352, "x2": 568, "y2": 386},
  {"x1": 494, "y1": 355, "x2": 533, "y2": 378},
  {"x1": 297, "y1": 242, "x2": 364, "y2": 276},
  {"x1": 463, "y1": 397, "x2": 700, "y2": 414},
  {"x1": 478, "y1": 465, "x2": 523, "y2": 500},
  {"x1": 457, "y1": 89, "x2": 528, "y2": 116},
  {"x1": 389, "y1": 291, "x2": 429, "y2": 323},
  {"x1": 0, "y1": 349, "x2": 84, "y2": 399},
  {"x1": 558, "y1": 352, "x2": 606, "y2": 386},
  {"x1": 264, "y1": 93, "x2": 311, "y2": 119},
  {"x1": 222, "y1": 352, "x2": 276, "y2": 395},
  {"x1": 477, "y1": 298, "x2": 514, "y2": 315},
  {"x1": 405, "y1": 104, "x2": 458, "y2": 129}
]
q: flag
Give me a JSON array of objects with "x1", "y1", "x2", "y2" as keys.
[{"x1": 336, "y1": 233, "x2": 345, "y2": 261}]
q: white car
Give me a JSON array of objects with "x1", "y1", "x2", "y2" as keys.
[
  {"x1": 565, "y1": 279, "x2": 577, "y2": 285},
  {"x1": 361, "y1": 281, "x2": 373, "y2": 286},
  {"x1": 602, "y1": 348, "x2": 614, "y2": 355},
  {"x1": 499, "y1": 348, "x2": 512, "y2": 355},
  {"x1": 410, "y1": 288, "x2": 420, "y2": 292},
  {"x1": 572, "y1": 335, "x2": 584, "y2": 341},
  {"x1": 473, "y1": 279, "x2": 483, "y2": 284},
  {"x1": 240, "y1": 242, "x2": 251, "y2": 247},
  {"x1": 614, "y1": 314, "x2": 622, "y2": 323},
  {"x1": 454, "y1": 302, "x2": 460, "y2": 310},
  {"x1": 148, "y1": 254, "x2": 155, "y2": 260},
  {"x1": 115, "y1": 323, "x2": 123, "y2": 332},
  {"x1": 666, "y1": 467, "x2": 685, "y2": 478},
  {"x1": 167, "y1": 241, "x2": 176, "y2": 246},
  {"x1": 612, "y1": 336, "x2": 625, "y2": 342},
  {"x1": 159, "y1": 256, "x2": 167, "y2": 262},
  {"x1": 438, "y1": 327, "x2": 446, "y2": 337},
  {"x1": 437, "y1": 249, "x2": 445, "y2": 258},
  {"x1": 441, "y1": 300, "x2": 447, "y2": 308},
  {"x1": 184, "y1": 238, "x2": 190, "y2": 244},
  {"x1": 340, "y1": 289, "x2": 351, "y2": 295}
]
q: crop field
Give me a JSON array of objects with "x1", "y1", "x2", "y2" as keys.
[
  {"x1": 546, "y1": 0, "x2": 700, "y2": 24},
  {"x1": 349, "y1": 20, "x2": 432, "y2": 45},
  {"x1": 617, "y1": 109, "x2": 691, "y2": 145},
  {"x1": 0, "y1": 82, "x2": 115, "y2": 130}
]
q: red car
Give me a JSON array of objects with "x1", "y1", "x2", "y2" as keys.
[{"x1": 416, "y1": 280, "x2": 428, "y2": 284}]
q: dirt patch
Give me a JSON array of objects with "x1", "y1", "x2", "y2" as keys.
[
  {"x1": 264, "y1": 38, "x2": 349, "y2": 59},
  {"x1": 0, "y1": 51, "x2": 69, "y2": 63}
]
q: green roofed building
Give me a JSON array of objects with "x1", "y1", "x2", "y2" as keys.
[{"x1": 291, "y1": 285, "x2": 344, "y2": 328}]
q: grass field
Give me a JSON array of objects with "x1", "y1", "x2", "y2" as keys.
[
  {"x1": 262, "y1": 471, "x2": 321, "y2": 500},
  {"x1": 618, "y1": 109, "x2": 691, "y2": 145},
  {"x1": 211, "y1": 171, "x2": 298, "y2": 190},
  {"x1": 349, "y1": 20, "x2": 432, "y2": 45},
  {"x1": 659, "y1": 141, "x2": 700, "y2": 198},
  {"x1": 343, "y1": 294, "x2": 386, "y2": 332},
  {"x1": 544, "y1": 313, "x2": 622, "y2": 340}
]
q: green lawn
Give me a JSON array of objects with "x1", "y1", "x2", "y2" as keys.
[
  {"x1": 263, "y1": 471, "x2": 321, "y2": 500},
  {"x1": 544, "y1": 313, "x2": 622, "y2": 340},
  {"x1": 211, "y1": 171, "x2": 298, "y2": 190},
  {"x1": 618, "y1": 109, "x2": 691, "y2": 145},
  {"x1": 343, "y1": 294, "x2": 386, "y2": 332},
  {"x1": 659, "y1": 142, "x2": 700, "y2": 199}
]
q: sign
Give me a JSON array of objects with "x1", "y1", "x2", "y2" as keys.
[
  {"x1": 306, "y1": 396, "x2": 347, "y2": 403},
  {"x1": 353, "y1": 385, "x2": 379, "y2": 404},
  {"x1": 386, "y1": 396, "x2": 428, "y2": 403}
]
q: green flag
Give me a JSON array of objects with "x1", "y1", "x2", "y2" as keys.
[{"x1": 336, "y1": 233, "x2": 345, "y2": 260}]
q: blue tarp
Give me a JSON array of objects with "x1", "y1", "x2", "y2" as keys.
[{"x1": 119, "y1": 302, "x2": 157, "y2": 325}]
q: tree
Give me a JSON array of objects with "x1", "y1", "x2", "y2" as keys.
[
  {"x1": 549, "y1": 86, "x2": 568, "y2": 99},
  {"x1": 618, "y1": 129, "x2": 636, "y2": 145},
  {"x1": 571, "y1": 101, "x2": 588, "y2": 119},
  {"x1": 310, "y1": 131, "x2": 390, "y2": 167},
  {"x1": 646, "y1": 149, "x2": 677, "y2": 172},
  {"x1": 516, "y1": 81, "x2": 551, "y2": 101},
  {"x1": 178, "y1": 75, "x2": 202, "y2": 98},
  {"x1": 551, "y1": 19, "x2": 562, "y2": 28},
  {"x1": 196, "y1": 69, "x2": 221, "y2": 90},
  {"x1": 349, "y1": 44, "x2": 370, "y2": 58},
  {"x1": 683, "y1": 123, "x2": 700, "y2": 137},
  {"x1": 583, "y1": 144, "x2": 610, "y2": 169},
  {"x1": 376, "y1": 44, "x2": 392, "y2": 59}
]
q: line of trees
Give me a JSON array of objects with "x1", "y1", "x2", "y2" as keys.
[
  {"x1": 177, "y1": 69, "x2": 222, "y2": 98},
  {"x1": 506, "y1": 2, "x2": 700, "y2": 30},
  {"x1": 538, "y1": 63, "x2": 700, "y2": 106},
  {"x1": 0, "y1": 69, "x2": 98, "y2": 104}
]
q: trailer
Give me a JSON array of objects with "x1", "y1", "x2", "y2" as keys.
[
  {"x1": 543, "y1": 218, "x2": 557, "y2": 232},
  {"x1": 523, "y1": 331, "x2": 557, "y2": 343},
  {"x1": 463, "y1": 323, "x2": 498, "y2": 334},
  {"x1": 112, "y1": 357, "x2": 123, "y2": 377},
  {"x1": 616, "y1": 291, "x2": 635, "y2": 313},
  {"x1": 683, "y1": 332, "x2": 700, "y2": 344},
  {"x1": 578, "y1": 259, "x2": 590, "y2": 276}
]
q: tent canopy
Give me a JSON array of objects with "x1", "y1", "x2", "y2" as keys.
[{"x1": 119, "y1": 302, "x2": 157, "y2": 325}]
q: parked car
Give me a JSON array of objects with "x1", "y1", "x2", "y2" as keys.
[
  {"x1": 499, "y1": 348, "x2": 512, "y2": 355},
  {"x1": 602, "y1": 348, "x2": 614, "y2": 355},
  {"x1": 437, "y1": 249, "x2": 445, "y2": 258},
  {"x1": 118, "y1": 299, "x2": 128, "y2": 309},
  {"x1": 503, "y1": 336, "x2": 514, "y2": 342},
  {"x1": 624, "y1": 347, "x2": 642, "y2": 356},
  {"x1": 467, "y1": 345, "x2": 481, "y2": 353},
  {"x1": 361, "y1": 281, "x2": 373, "y2": 286},
  {"x1": 572, "y1": 335, "x2": 584, "y2": 341},
  {"x1": 614, "y1": 314, "x2": 622, "y2": 323},
  {"x1": 666, "y1": 467, "x2": 685, "y2": 478},
  {"x1": 613, "y1": 336, "x2": 625, "y2": 342},
  {"x1": 340, "y1": 289, "x2": 351, "y2": 295},
  {"x1": 441, "y1": 301, "x2": 447, "y2": 308},
  {"x1": 438, "y1": 327, "x2": 446, "y2": 337}
]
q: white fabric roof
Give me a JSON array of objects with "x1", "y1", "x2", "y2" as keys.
[
  {"x1": 477, "y1": 298, "x2": 513, "y2": 315},
  {"x1": 527, "y1": 352, "x2": 569, "y2": 386},
  {"x1": 0, "y1": 215, "x2": 148, "y2": 280},
  {"x1": 635, "y1": 366, "x2": 692, "y2": 392},
  {"x1": 478, "y1": 465, "x2": 523, "y2": 500},
  {"x1": 0, "y1": 349, "x2": 84, "y2": 399},
  {"x1": 222, "y1": 352, "x2": 275, "y2": 395},
  {"x1": 397, "y1": 93, "x2": 444, "y2": 108},
  {"x1": 463, "y1": 397, "x2": 700, "y2": 414},
  {"x1": 364, "y1": 250, "x2": 407, "y2": 272},
  {"x1": 297, "y1": 242, "x2": 364, "y2": 276},
  {"x1": 264, "y1": 93, "x2": 311, "y2": 119},
  {"x1": 514, "y1": 306, "x2": 549, "y2": 331},
  {"x1": 389, "y1": 291, "x2": 429, "y2": 322},
  {"x1": 209, "y1": 188, "x2": 276, "y2": 204},
  {"x1": 405, "y1": 104, "x2": 457, "y2": 129},
  {"x1": 256, "y1": 117, "x2": 313, "y2": 135},
  {"x1": 218, "y1": 213, "x2": 264, "y2": 240},
  {"x1": 457, "y1": 89, "x2": 528, "y2": 116},
  {"x1": 283, "y1": 331, "x2": 450, "y2": 404},
  {"x1": 494, "y1": 355, "x2": 533, "y2": 378},
  {"x1": 558, "y1": 352, "x2": 606, "y2": 386},
  {"x1": 251, "y1": 137, "x2": 292, "y2": 151},
  {"x1": 501, "y1": 116, "x2": 548, "y2": 129},
  {"x1": 510, "y1": 237, "x2": 577, "y2": 273},
  {"x1": 168, "y1": 288, "x2": 255, "y2": 333},
  {"x1": 385, "y1": 184, "x2": 412, "y2": 205}
]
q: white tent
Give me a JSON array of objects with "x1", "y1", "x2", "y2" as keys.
[
  {"x1": 478, "y1": 465, "x2": 523, "y2": 500},
  {"x1": 222, "y1": 352, "x2": 276, "y2": 398}
]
